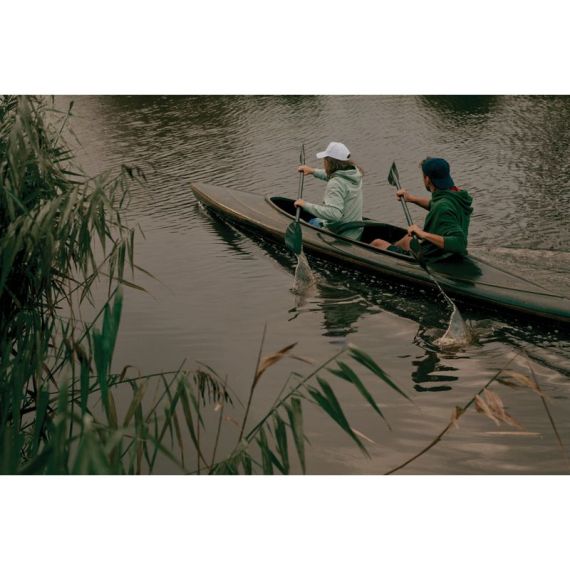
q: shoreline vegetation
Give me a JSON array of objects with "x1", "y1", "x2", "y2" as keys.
[
  {"x1": 0, "y1": 95, "x2": 409, "y2": 474},
  {"x1": 0, "y1": 96, "x2": 564, "y2": 475}
]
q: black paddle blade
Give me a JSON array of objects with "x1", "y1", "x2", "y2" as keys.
[
  {"x1": 285, "y1": 221, "x2": 302, "y2": 255},
  {"x1": 387, "y1": 162, "x2": 400, "y2": 188}
]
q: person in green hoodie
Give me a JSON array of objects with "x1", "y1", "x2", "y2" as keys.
[
  {"x1": 371, "y1": 157, "x2": 473, "y2": 260},
  {"x1": 294, "y1": 141, "x2": 364, "y2": 241}
]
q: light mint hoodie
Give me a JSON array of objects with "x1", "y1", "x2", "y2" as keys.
[{"x1": 302, "y1": 167, "x2": 364, "y2": 240}]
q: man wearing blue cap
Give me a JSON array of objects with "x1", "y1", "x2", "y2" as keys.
[{"x1": 371, "y1": 157, "x2": 473, "y2": 260}]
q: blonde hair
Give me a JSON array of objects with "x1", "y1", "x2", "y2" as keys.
[{"x1": 324, "y1": 157, "x2": 364, "y2": 178}]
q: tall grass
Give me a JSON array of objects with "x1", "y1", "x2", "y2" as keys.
[
  {"x1": 0, "y1": 95, "x2": 138, "y2": 473},
  {"x1": 3, "y1": 96, "x2": 561, "y2": 475},
  {"x1": 0, "y1": 96, "x2": 409, "y2": 474}
]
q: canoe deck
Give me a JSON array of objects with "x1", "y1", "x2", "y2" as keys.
[{"x1": 191, "y1": 181, "x2": 570, "y2": 324}]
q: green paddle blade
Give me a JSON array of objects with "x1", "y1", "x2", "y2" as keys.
[
  {"x1": 285, "y1": 221, "x2": 302, "y2": 255},
  {"x1": 388, "y1": 162, "x2": 400, "y2": 188}
]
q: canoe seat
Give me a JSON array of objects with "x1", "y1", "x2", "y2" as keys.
[
  {"x1": 360, "y1": 222, "x2": 408, "y2": 245},
  {"x1": 270, "y1": 197, "x2": 408, "y2": 244},
  {"x1": 270, "y1": 197, "x2": 315, "y2": 223}
]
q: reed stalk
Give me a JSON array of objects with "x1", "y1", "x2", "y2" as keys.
[
  {"x1": 385, "y1": 353, "x2": 519, "y2": 474},
  {"x1": 8, "y1": 95, "x2": 555, "y2": 476},
  {"x1": 523, "y1": 352, "x2": 569, "y2": 466}
]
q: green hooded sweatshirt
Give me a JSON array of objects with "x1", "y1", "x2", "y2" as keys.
[
  {"x1": 302, "y1": 167, "x2": 364, "y2": 240},
  {"x1": 412, "y1": 188, "x2": 473, "y2": 259}
]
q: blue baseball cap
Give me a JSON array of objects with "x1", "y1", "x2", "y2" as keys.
[{"x1": 421, "y1": 157, "x2": 455, "y2": 189}]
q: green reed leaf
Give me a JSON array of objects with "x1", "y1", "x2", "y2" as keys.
[
  {"x1": 349, "y1": 347, "x2": 411, "y2": 401},
  {"x1": 285, "y1": 397, "x2": 306, "y2": 474},
  {"x1": 241, "y1": 453, "x2": 253, "y2": 475},
  {"x1": 308, "y1": 377, "x2": 369, "y2": 457},
  {"x1": 123, "y1": 382, "x2": 147, "y2": 427},
  {"x1": 258, "y1": 427, "x2": 274, "y2": 474},
  {"x1": 328, "y1": 361, "x2": 390, "y2": 428},
  {"x1": 273, "y1": 413, "x2": 290, "y2": 474},
  {"x1": 30, "y1": 386, "x2": 50, "y2": 456}
]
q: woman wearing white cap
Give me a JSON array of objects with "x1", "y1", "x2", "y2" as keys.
[{"x1": 294, "y1": 141, "x2": 364, "y2": 241}]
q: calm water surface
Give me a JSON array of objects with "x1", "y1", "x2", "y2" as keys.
[{"x1": 58, "y1": 95, "x2": 570, "y2": 474}]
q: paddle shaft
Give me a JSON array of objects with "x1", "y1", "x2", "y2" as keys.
[
  {"x1": 284, "y1": 144, "x2": 307, "y2": 256},
  {"x1": 295, "y1": 144, "x2": 306, "y2": 222},
  {"x1": 388, "y1": 162, "x2": 461, "y2": 312},
  {"x1": 389, "y1": 165, "x2": 463, "y2": 306},
  {"x1": 391, "y1": 170, "x2": 421, "y2": 244},
  {"x1": 393, "y1": 177, "x2": 415, "y2": 228}
]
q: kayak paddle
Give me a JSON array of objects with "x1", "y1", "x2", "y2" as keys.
[
  {"x1": 388, "y1": 161, "x2": 415, "y2": 228},
  {"x1": 285, "y1": 143, "x2": 306, "y2": 255},
  {"x1": 387, "y1": 162, "x2": 470, "y2": 344}
]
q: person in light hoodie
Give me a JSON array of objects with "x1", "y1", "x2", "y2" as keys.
[{"x1": 294, "y1": 141, "x2": 364, "y2": 241}]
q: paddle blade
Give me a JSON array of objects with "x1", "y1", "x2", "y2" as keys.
[
  {"x1": 387, "y1": 162, "x2": 400, "y2": 188},
  {"x1": 285, "y1": 221, "x2": 303, "y2": 255}
]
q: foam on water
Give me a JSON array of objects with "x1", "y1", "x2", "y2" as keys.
[
  {"x1": 291, "y1": 252, "x2": 316, "y2": 295},
  {"x1": 426, "y1": 274, "x2": 472, "y2": 349},
  {"x1": 435, "y1": 306, "x2": 472, "y2": 349}
]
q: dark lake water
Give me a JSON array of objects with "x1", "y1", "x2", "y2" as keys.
[{"x1": 57, "y1": 95, "x2": 570, "y2": 474}]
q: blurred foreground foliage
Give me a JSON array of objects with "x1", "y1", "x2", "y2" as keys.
[{"x1": 0, "y1": 96, "x2": 407, "y2": 474}]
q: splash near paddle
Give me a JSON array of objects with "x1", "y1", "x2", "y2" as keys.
[
  {"x1": 292, "y1": 251, "x2": 317, "y2": 294},
  {"x1": 436, "y1": 299, "x2": 472, "y2": 348},
  {"x1": 387, "y1": 161, "x2": 471, "y2": 348}
]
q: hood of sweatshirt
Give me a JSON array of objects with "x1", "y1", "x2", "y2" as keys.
[
  {"x1": 431, "y1": 188, "x2": 473, "y2": 214},
  {"x1": 331, "y1": 167, "x2": 362, "y2": 189}
]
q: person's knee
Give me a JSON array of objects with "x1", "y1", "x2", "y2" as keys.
[
  {"x1": 371, "y1": 239, "x2": 390, "y2": 249},
  {"x1": 394, "y1": 235, "x2": 412, "y2": 251}
]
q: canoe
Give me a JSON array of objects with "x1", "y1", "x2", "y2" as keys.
[{"x1": 191, "y1": 181, "x2": 570, "y2": 324}]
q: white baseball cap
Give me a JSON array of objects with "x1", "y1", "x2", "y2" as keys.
[{"x1": 316, "y1": 141, "x2": 351, "y2": 161}]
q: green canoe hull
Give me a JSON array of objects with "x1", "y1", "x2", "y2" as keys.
[{"x1": 191, "y1": 182, "x2": 570, "y2": 324}]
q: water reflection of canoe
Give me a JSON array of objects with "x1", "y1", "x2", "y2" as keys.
[{"x1": 191, "y1": 182, "x2": 570, "y2": 324}]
